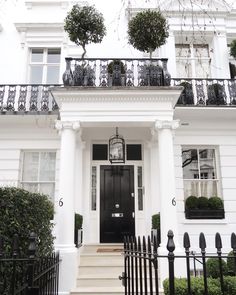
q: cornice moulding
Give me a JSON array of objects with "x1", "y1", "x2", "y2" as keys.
[{"x1": 15, "y1": 22, "x2": 64, "y2": 32}]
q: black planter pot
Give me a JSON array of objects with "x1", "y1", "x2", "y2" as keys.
[{"x1": 185, "y1": 209, "x2": 225, "y2": 219}]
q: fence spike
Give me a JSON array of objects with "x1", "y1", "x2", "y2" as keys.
[
  {"x1": 167, "y1": 230, "x2": 175, "y2": 253},
  {"x1": 143, "y1": 236, "x2": 146, "y2": 252},
  {"x1": 28, "y1": 232, "x2": 37, "y2": 259},
  {"x1": 183, "y1": 232, "x2": 191, "y2": 250},
  {"x1": 215, "y1": 232, "x2": 222, "y2": 250},
  {"x1": 153, "y1": 235, "x2": 157, "y2": 252},
  {"x1": 231, "y1": 233, "x2": 236, "y2": 250},
  {"x1": 199, "y1": 232, "x2": 206, "y2": 252},
  {"x1": 12, "y1": 234, "x2": 19, "y2": 257},
  {"x1": 138, "y1": 236, "x2": 141, "y2": 252},
  {"x1": 148, "y1": 236, "x2": 152, "y2": 253}
]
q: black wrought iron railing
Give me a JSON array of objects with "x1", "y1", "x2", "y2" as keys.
[
  {"x1": 172, "y1": 78, "x2": 236, "y2": 106},
  {"x1": 0, "y1": 233, "x2": 59, "y2": 295},
  {"x1": 62, "y1": 57, "x2": 171, "y2": 87},
  {"x1": 120, "y1": 231, "x2": 236, "y2": 295},
  {"x1": 0, "y1": 84, "x2": 60, "y2": 114}
]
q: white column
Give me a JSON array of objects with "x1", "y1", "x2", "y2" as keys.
[
  {"x1": 55, "y1": 120, "x2": 80, "y2": 295},
  {"x1": 155, "y1": 120, "x2": 180, "y2": 247},
  {"x1": 155, "y1": 120, "x2": 186, "y2": 287}
]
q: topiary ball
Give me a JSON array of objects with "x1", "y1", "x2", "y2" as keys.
[
  {"x1": 208, "y1": 197, "x2": 224, "y2": 210},
  {"x1": 185, "y1": 196, "x2": 198, "y2": 209},
  {"x1": 198, "y1": 196, "x2": 209, "y2": 209},
  {"x1": 206, "y1": 258, "x2": 228, "y2": 278},
  {"x1": 230, "y1": 40, "x2": 236, "y2": 59}
]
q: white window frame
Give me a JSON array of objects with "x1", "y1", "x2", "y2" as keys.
[
  {"x1": 182, "y1": 146, "x2": 221, "y2": 200},
  {"x1": 175, "y1": 44, "x2": 211, "y2": 78},
  {"x1": 20, "y1": 150, "x2": 56, "y2": 202},
  {"x1": 28, "y1": 48, "x2": 61, "y2": 84}
]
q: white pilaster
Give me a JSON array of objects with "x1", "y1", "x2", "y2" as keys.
[
  {"x1": 211, "y1": 32, "x2": 230, "y2": 78},
  {"x1": 155, "y1": 119, "x2": 180, "y2": 247},
  {"x1": 55, "y1": 120, "x2": 80, "y2": 295}
]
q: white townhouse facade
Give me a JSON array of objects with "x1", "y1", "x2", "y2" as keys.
[{"x1": 1, "y1": 0, "x2": 236, "y2": 293}]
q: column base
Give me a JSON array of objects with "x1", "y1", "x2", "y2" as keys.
[{"x1": 57, "y1": 245, "x2": 78, "y2": 294}]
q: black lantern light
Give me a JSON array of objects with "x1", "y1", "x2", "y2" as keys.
[{"x1": 109, "y1": 127, "x2": 125, "y2": 164}]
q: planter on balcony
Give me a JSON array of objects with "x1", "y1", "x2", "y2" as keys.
[
  {"x1": 206, "y1": 83, "x2": 227, "y2": 105},
  {"x1": 108, "y1": 60, "x2": 126, "y2": 86},
  {"x1": 73, "y1": 64, "x2": 95, "y2": 86},
  {"x1": 185, "y1": 208, "x2": 225, "y2": 219},
  {"x1": 177, "y1": 81, "x2": 194, "y2": 105}
]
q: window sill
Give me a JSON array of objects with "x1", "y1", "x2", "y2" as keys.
[{"x1": 182, "y1": 219, "x2": 228, "y2": 225}]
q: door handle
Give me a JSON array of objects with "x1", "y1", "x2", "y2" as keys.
[{"x1": 112, "y1": 213, "x2": 124, "y2": 218}]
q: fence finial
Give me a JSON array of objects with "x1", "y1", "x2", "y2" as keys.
[
  {"x1": 13, "y1": 234, "x2": 19, "y2": 257},
  {"x1": 28, "y1": 232, "x2": 37, "y2": 259},
  {"x1": 167, "y1": 230, "x2": 175, "y2": 253},
  {"x1": 183, "y1": 232, "x2": 190, "y2": 250},
  {"x1": 231, "y1": 233, "x2": 236, "y2": 250},
  {"x1": 199, "y1": 232, "x2": 206, "y2": 252},
  {"x1": 215, "y1": 232, "x2": 222, "y2": 251}
]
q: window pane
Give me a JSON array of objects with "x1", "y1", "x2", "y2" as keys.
[
  {"x1": 195, "y1": 59, "x2": 210, "y2": 78},
  {"x1": 93, "y1": 144, "x2": 108, "y2": 160},
  {"x1": 47, "y1": 49, "x2": 61, "y2": 63},
  {"x1": 39, "y1": 152, "x2": 56, "y2": 181},
  {"x1": 127, "y1": 144, "x2": 142, "y2": 161},
  {"x1": 22, "y1": 183, "x2": 38, "y2": 194},
  {"x1": 199, "y1": 149, "x2": 216, "y2": 179},
  {"x1": 193, "y1": 45, "x2": 209, "y2": 58},
  {"x1": 138, "y1": 188, "x2": 143, "y2": 210},
  {"x1": 39, "y1": 183, "x2": 55, "y2": 202},
  {"x1": 176, "y1": 45, "x2": 191, "y2": 58},
  {"x1": 46, "y1": 65, "x2": 60, "y2": 84},
  {"x1": 200, "y1": 180, "x2": 218, "y2": 197},
  {"x1": 22, "y1": 152, "x2": 39, "y2": 181},
  {"x1": 30, "y1": 65, "x2": 43, "y2": 83},
  {"x1": 182, "y1": 149, "x2": 198, "y2": 179},
  {"x1": 183, "y1": 180, "x2": 200, "y2": 199},
  {"x1": 31, "y1": 49, "x2": 43, "y2": 62},
  {"x1": 176, "y1": 60, "x2": 192, "y2": 78},
  {"x1": 91, "y1": 166, "x2": 97, "y2": 210}
]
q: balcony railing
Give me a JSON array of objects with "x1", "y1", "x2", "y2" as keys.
[
  {"x1": 0, "y1": 84, "x2": 59, "y2": 114},
  {"x1": 172, "y1": 78, "x2": 236, "y2": 106},
  {"x1": 62, "y1": 57, "x2": 171, "y2": 87}
]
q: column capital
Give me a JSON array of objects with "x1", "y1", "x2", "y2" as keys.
[
  {"x1": 55, "y1": 120, "x2": 81, "y2": 132},
  {"x1": 154, "y1": 120, "x2": 180, "y2": 130}
]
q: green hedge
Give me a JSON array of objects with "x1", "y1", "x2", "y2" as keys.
[
  {"x1": 0, "y1": 187, "x2": 54, "y2": 256},
  {"x1": 163, "y1": 276, "x2": 236, "y2": 295},
  {"x1": 152, "y1": 213, "x2": 160, "y2": 229},
  {"x1": 75, "y1": 213, "x2": 83, "y2": 230},
  {"x1": 185, "y1": 196, "x2": 224, "y2": 210},
  {"x1": 206, "y1": 258, "x2": 228, "y2": 278}
]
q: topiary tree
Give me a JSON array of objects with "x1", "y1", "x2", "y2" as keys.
[
  {"x1": 127, "y1": 9, "x2": 169, "y2": 59},
  {"x1": 198, "y1": 196, "x2": 209, "y2": 209},
  {"x1": 0, "y1": 187, "x2": 54, "y2": 257},
  {"x1": 64, "y1": 5, "x2": 106, "y2": 59}
]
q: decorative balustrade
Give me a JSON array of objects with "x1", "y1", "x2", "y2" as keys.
[
  {"x1": 1, "y1": 76, "x2": 236, "y2": 115},
  {"x1": 0, "y1": 84, "x2": 59, "y2": 114},
  {"x1": 62, "y1": 57, "x2": 171, "y2": 87},
  {"x1": 172, "y1": 78, "x2": 236, "y2": 106}
]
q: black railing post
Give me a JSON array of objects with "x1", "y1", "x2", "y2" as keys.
[
  {"x1": 27, "y1": 232, "x2": 39, "y2": 295},
  {"x1": 231, "y1": 233, "x2": 236, "y2": 275},
  {"x1": 11, "y1": 234, "x2": 19, "y2": 295},
  {"x1": 183, "y1": 232, "x2": 192, "y2": 295},
  {"x1": 199, "y1": 233, "x2": 208, "y2": 295},
  {"x1": 215, "y1": 233, "x2": 224, "y2": 294},
  {"x1": 167, "y1": 230, "x2": 175, "y2": 295},
  {"x1": 153, "y1": 236, "x2": 159, "y2": 295}
]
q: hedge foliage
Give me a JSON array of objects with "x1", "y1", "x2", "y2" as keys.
[
  {"x1": 163, "y1": 276, "x2": 236, "y2": 295},
  {"x1": 0, "y1": 187, "x2": 54, "y2": 257},
  {"x1": 185, "y1": 196, "x2": 224, "y2": 210},
  {"x1": 152, "y1": 213, "x2": 160, "y2": 229},
  {"x1": 206, "y1": 258, "x2": 228, "y2": 278}
]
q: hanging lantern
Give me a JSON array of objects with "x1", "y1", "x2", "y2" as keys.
[{"x1": 109, "y1": 127, "x2": 125, "y2": 164}]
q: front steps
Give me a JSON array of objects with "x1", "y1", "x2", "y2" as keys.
[{"x1": 70, "y1": 244, "x2": 124, "y2": 295}]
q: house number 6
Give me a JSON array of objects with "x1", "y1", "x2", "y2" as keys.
[
  {"x1": 172, "y1": 197, "x2": 176, "y2": 206},
  {"x1": 59, "y1": 198, "x2": 64, "y2": 207}
]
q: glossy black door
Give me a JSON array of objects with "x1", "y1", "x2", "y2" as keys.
[{"x1": 100, "y1": 165, "x2": 135, "y2": 243}]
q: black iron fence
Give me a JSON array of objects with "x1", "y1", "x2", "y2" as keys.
[
  {"x1": 121, "y1": 230, "x2": 236, "y2": 295},
  {"x1": 0, "y1": 233, "x2": 59, "y2": 295}
]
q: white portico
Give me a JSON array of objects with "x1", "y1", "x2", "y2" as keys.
[{"x1": 51, "y1": 86, "x2": 182, "y2": 293}]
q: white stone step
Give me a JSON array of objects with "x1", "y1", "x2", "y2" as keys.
[
  {"x1": 77, "y1": 274, "x2": 121, "y2": 287},
  {"x1": 80, "y1": 254, "x2": 123, "y2": 266},
  {"x1": 70, "y1": 286, "x2": 124, "y2": 295},
  {"x1": 78, "y1": 265, "x2": 124, "y2": 276},
  {"x1": 80, "y1": 244, "x2": 123, "y2": 254}
]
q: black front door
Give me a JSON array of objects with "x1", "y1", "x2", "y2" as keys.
[{"x1": 100, "y1": 165, "x2": 135, "y2": 243}]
